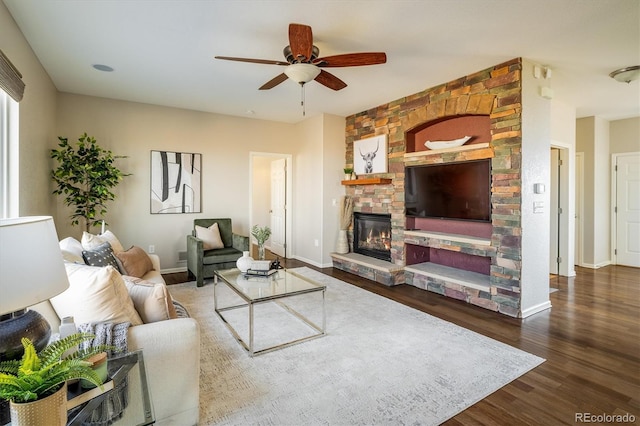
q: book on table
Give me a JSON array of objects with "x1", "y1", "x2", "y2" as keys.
[{"x1": 244, "y1": 268, "x2": 277, "y2": 277}]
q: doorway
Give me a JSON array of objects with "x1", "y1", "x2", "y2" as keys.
[
  {"x1": 575, "y1": 152, "x2": 584, "y2": 267},
  {"x1": 549, "y1": 142, "x2": 576, "y2": 277},
  {"x1": 250, "y1": 152, "x2": 293, "y2": 259},
  {"x1": 550, "y1": 148, "x2": 560, "y2": 275},
  {"x1": 611, "y1": 152, "x2": 640, "y2": 267}
]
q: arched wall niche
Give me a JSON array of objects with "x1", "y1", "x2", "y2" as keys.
[
  {"x1": 405, "y1": 115, "x2": 492, "y2": 153},
  {"x1": 401, "y1": 93, "x2": 496, "y2": 155}
]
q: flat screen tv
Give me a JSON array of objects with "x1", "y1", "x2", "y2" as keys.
[{"x1": 405, "y1": 159, "x2": 491, "y2": 222}]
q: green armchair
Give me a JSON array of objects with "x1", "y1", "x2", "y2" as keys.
[{"x1": 187, "y1": 218, "x2": 249, "y2": 287}]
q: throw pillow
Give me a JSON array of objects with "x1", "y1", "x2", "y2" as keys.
[
  {"x1": 81, "y1": 230, "x2": 125, "y2": 253},
  {"x1": 59, "y1": 237, "x2": 84, "y2": 264},
  {"x1": 99, "y1": 230, "x2": 125, "y2": 253},
  {"x1": 122, "y1": 276, "x2": 178, "y2": 323},
  {"x1": 195, "y1": 223, "x2": 224, "y2": 250},
  {"x1": 115, "y1": 246, "x2": 154, "y2": 278},
  {"x1": 82, "y1": 242, "x2": 122, "y2": 273},
  {"x1": 50, "y1": 263, "x2": 143, "y2": 326}
]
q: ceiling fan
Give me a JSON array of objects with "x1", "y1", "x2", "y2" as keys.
[{"x1": 215, "y1": 23, "x2": 387, "y2": 91}]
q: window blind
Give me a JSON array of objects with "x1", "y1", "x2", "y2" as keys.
[{"x1": 0, "y1": 49, "x2": 25, "y2": 102}]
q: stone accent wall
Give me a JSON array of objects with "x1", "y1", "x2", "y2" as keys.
[{"x1": 342, "y1": 58, "x2": 523, "y2": 316}]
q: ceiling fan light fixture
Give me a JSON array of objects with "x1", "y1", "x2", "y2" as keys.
[
  {"x1": 284, "y1": 63, "x2": 320, "y2": 84},
  {"x1": 609, "y1": 65, "x2": 640, "y2": 83}
]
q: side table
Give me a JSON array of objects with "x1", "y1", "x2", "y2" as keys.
[{"x1": 67, "y1": 349, "x2": 154, "y2": 426}]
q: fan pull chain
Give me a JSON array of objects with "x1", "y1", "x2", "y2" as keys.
[{"x1": 301, "y1": 82, "x2": 306, "y2": 116}]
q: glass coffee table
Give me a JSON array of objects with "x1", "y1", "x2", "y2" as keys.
[{"x1": 214, "y1": 268, "x2": 326, "y2": 357}]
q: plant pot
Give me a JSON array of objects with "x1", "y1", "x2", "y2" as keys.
[
  {"x1": 344, "y1": 173, "x2": 352, "y2": 180},
  {"x1": 336, "y1": 230, "x2": 349, "y2": 254},
  {"x1": 236, "y1": 251, "x2": 253, "y2": 272},
  {"x1": 10, "y1": 382, "x2": 67, "y2": 426}
]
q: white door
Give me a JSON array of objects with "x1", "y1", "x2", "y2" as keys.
[
  {"x1": 550, "y1": 149, "x2": 560, "y2": 274},
  {"x1": 615, "y1": 153, "x2": 640, "y2": 267},
  {"x1": 270, "y1": 158, "x2": 287, "y2": 257}
]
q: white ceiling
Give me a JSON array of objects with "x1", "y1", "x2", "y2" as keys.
[{"x1": 4, "y1": 0, "x2": 639, "y2": 124}]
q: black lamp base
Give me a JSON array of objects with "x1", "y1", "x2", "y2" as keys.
[
  {"x1": 0, "y1": 309, "x2": 51, "y2": 361},
  {"x1": 0, "y1": 309, "x2": 51, "y2": 424}
]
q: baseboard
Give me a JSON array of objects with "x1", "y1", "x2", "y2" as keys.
[
  {"x1": 161, "y1": 266, "x2": 187, "y2": 274},
  {"x1": 581, "y1": 260, "x2": 612, "y2": 269},
  {"x1": 520, "y1": 301, "x2": 552, "y2": 318},
  {"x1": 291, "y1": 255, "x2": 332, "y2": 269}
]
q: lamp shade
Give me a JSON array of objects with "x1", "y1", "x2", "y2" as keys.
[{"x1": 0, "y1": 216, "x2": 69, "y2": 315}]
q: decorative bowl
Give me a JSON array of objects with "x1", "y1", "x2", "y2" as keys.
[{"x1": 425, "y1": 135, "x2": 472, "y2": 150}]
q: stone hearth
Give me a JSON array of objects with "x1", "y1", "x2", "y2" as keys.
[{"x1": 331, "y1": 253, "x2": 404, "y2": 287}]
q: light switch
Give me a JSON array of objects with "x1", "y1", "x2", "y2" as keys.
[{"x1": 533, "y1": 201, "x2": 545, "y2": 214}]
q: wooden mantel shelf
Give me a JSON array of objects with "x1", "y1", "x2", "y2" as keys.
[{"x1": 341, "y1": 178, "x2": 392, "y2": 186}]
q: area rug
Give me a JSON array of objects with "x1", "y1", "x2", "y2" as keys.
[{"x1": 168, "y1": 267, "x2": 544, "y2": 425}]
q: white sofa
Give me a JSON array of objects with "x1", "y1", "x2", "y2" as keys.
[{"x1": 29, "y1": 236, "x2": 200, "y2": 426}]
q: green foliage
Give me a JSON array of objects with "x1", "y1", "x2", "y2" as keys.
[
  {"x1": 343, "y1": 167, "x2": 353, "y2": 174},
  {"x1": 51, "y1": 133, "x2": 130, "y2": 231},
  {"x1": 251, "y1": 225, "x2": 271, "y2": 245},
  {"x1": 0, "y1": 333, "x2": 113, "y2": 403}
]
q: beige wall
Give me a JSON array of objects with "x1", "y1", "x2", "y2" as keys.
[
  {"x1": 576, "y1": 116, "x2": 611, "y2": 267},
  {"x1": 1, "y1": 3, "x2": 58, "y2": 218},
  {"x1": 55, "y1": 93, "x2": 344, "y2": 269},
  {"x1": 610, "y1": 117, "x2": 640, "y2": 154},
  {"x1": 321, "y1": 114, "x2": 347, "y2": 266}
]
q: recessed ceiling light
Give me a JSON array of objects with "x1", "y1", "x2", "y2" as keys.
[
  {"x1": 246, "y1": 110, "x2": 256, "y2": 115},
  {"x1": 92, "y1": 64, "x2": 114, "y2": 72}
]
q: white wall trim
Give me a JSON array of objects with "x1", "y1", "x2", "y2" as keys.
[
  {"x1": 292, "y1": 255, "x2": 332, "y2": 269},
  {"x1": 161, "y1": 266, "x2": 187, "y2": 274},
  {"x1": 581, "y1": 260, "x2": 612, "y2": 269},
  {"x1": 575, "y1": 152, "x2": 585, "y2": 268},
  {"x1": 550, "y1": 140, "x2": 576, "y2": 277},
  {"x1": 520, "y1": 301, "x2": 552, "y2": 318}
]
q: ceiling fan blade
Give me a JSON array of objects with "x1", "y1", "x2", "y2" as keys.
[
  {"x1": 259, "y1": 73, "x2": 289, "y2": 90},
  {"x1": 288, "y1": 23, "x2": 313, "y2": 62},
  {"x1": 314, "y1": 70, "x2": 347, "y2": 91},
  {"x1": 215, "y1": 56, "x2": 289, "y2": 66},
  {"x1": 314, "y1": 52, "x2": 387, "y2": 68}
]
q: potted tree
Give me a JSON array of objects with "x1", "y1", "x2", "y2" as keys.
[
  {"x1": 0, "y1": 333, "x2": 109, "y2": 425},
  {"x1": 51, "y1": 133, "x2": 130, "y2": 232}
]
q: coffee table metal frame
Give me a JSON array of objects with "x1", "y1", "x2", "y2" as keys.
[{"x1": 213, "y1": 268, "x2": 326, "y2": 357}]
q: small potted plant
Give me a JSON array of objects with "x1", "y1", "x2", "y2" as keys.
[
  {"x1": 343, "y1": 167, "x2": 354, "y2": 180},
  {"x1": 251, "y1": 225, "x2": 271, "y2": 260},
  {"x1": 0, "y1": 333, "x2": 110, "y2": 426}
]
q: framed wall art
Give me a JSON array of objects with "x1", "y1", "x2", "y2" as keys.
[
  {"x1": 353, "y1": 134, "x2": 388, "y2": 175},
  {"x1": 150, "y1": 150, "x2": 202, "y2": 214}
]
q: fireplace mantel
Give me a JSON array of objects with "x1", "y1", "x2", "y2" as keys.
[{"x1": 341, "y1": 177, "x2": 392, "y2": 186}]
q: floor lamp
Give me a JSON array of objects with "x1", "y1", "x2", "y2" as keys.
[{"x1": 0, "y1": 216, "x2": 70, "y2": 422}]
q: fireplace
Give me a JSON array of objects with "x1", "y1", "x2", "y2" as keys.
[{"x1": 353, "y1": 212, "x2": 392, "y2": 262}]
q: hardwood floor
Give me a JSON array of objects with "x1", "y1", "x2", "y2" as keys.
[{"x1": 164, "y1": 262, "x2": 640, "y2": 425}]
